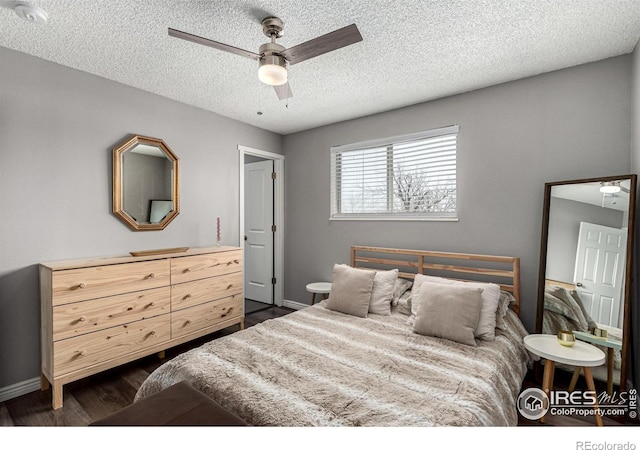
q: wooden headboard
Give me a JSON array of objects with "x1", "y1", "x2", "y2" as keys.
[{"x1": 351, "y1": 246, "x2": 521, "y2": 315}]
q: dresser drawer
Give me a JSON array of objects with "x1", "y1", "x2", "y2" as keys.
[
  {"x1": 53, "y1": 315, "x2": 170, "y2": 375},
  {"x1": 51, "y1": 260, "x2": 170, "y2": 306},
  {"x1": 171, "y1": 250, "x2": 242, "y2": 284},
  {"x1": 171, "y1": 294, "x2": 242, "y2": 339},
  {"x1": 171, "y1": 272, "x2": 243, "y2": 311},
  {"x1": 52, "y1": 286, "x2": 170, "y2": 341}
]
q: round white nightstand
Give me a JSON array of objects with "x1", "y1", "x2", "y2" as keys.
[
  {"x1": 306, "y1": 282, "x2": 332, "y2": 305},
  {"x1": 524, "y1": 334, "x2": 606, "y2": 426}
]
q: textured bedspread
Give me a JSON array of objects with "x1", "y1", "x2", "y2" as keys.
[{"x1": 135, "y1": 303, "x2": 531, "y2": 426}]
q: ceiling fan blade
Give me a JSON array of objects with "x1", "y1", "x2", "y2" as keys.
[
  {"x1": 281, "y1": 24, "x2": 362, "y2": 65},
  {"x1": 274, "y1": 82, "x2": 293, "y2": 100},
  {"x1": 168, "y1": 28, "x2": 260, "y2": 60}
]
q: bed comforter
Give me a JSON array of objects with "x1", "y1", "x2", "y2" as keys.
[{"x1": 135, "y1": 302, "x2": 532, "y2": 426}]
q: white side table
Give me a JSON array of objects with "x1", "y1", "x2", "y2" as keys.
[
  {"x1": 306, "y1": 282, "x2": 332, "y2": 305},
  {"x1": 524, "y1": 334, "x2": 606, "y2": 426}
]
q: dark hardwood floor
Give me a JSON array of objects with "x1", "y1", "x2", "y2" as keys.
[{"x1": 1, "y1": 303, "x2": 634, "y2": 427}]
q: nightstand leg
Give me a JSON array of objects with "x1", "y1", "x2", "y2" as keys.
[
  {"x1": 568, "y1": 367, "x2": 582, "y2": 392},
  {"x1": 607, "y1": 348, "x2": 614, "y2": 395},
  {"x1": 540, "y1": 360, "x2": 555, "y2": 424},
  {"x1": 311, "y1": 293, "x2": 316, "y2": 305},
  {"x1": 583, "y1": 367, "x2": 603, "y2": 427}
]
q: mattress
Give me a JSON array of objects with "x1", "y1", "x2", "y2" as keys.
[{"x1": 135, "y1": 302, "x2": 531, "y2": 426}]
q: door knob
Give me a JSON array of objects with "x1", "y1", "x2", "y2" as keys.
[
  {"x1": 244, "y1": 235, "x2": 248, "y2": 241},
  {"x1": 576, "y1": 282, "x2": 583, "y2": 287}
]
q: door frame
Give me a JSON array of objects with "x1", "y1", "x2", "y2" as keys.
[{"x1": 238, "y1": 145, "x2": 284, "y2": 307}]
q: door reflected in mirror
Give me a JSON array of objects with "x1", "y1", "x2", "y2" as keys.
[
  {"x1": 113, "y1": 135, "x2": 180, "y2": 231},
  {"x1": 536, "y1": 175, "x2": 636, "y2": 393}
]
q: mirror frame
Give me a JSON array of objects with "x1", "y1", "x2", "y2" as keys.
[
  {"x1": 112, "y1": 134, "x2": 180, "y2": 231},
  {"x1": 535, "y1": 174, "x2": 637, "y2": 392}
]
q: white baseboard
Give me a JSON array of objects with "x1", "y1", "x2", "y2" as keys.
[
  {"x1": 282, "y1": 299, "x2": 308, "y2": 310},
  {"x1": 0, "y1": 377, "x2": 40, "y2": 403}
]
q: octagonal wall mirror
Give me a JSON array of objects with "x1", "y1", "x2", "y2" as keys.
[{"x1": 112, "y1": 135, "x2": 180, "y2": 231}]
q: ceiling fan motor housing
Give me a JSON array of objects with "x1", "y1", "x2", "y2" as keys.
[{"x1": 259, "y1": 42, "x2": 287, "y2": 66}]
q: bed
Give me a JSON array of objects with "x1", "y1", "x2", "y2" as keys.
[{"x1": 135, "y1": 246, "x2": 533, "y2": 426}]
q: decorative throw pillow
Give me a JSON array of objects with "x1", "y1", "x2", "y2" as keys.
[
  {"x1": 413, "y1": 282, "x2": 483, "y2": 346},
  {"x1": 413, "y1": 274, "x2": 501, "y2": 341},
  {"x1": 369, "y1": 269, "x2": 399, "y2": 315},
  {"x1": 326, "y1": 264, "x2": 375, "y2": 318},
  {"x1": 391, "y1": 278, "x2": 413, "y2": 306}
]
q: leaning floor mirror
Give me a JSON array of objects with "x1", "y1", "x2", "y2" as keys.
[{"x1": 536, "y1": 174, "x2": 637, "y2": 393}]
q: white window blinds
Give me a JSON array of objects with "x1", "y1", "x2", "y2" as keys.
[{"x1": 330, "y1": 125, "x2": 458, "y2": 220}]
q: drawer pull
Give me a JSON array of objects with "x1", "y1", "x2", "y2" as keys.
[
  {"x1": 148, "y1": 302, "x2": 156, "y2": 307},
  {"x1": 221, "y1": 307, "x2": 233, "y2": 318},
  {"x1": 79, "y1": 316, "x2": 87, "y2": 322},
  {"x1": 72, "y1": 282, "x2": 87, "y2": 290},
  {"x1": 183, "y1": 294, "x2": 192, "y2": 300},
  {"x1": 185, "y1": 320, "x2": 192, "y2": 326},
  {"x1": 183, "y1": 268, "x2": 191, "y2": 273},
  {"x1": 226, "y1": 284, "x2": 233, "y2": 290},
  {"x1": 146, "y1": 273, "x2": 155, "y2": 279},
  {"x1": 76, "y1": 350, "x2": 87, "y2": 357},
  {"x1": 148, "y1": 331, "x2": 156, "y2": 337}
]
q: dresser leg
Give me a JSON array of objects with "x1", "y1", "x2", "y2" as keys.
[
  {"x1": 540, "y1": 360, "x2": 555, "y2": 424},
  {"x1": 157, "y1": 351, "x2": 165, "y2": 359},
  {"x1": 52, "y1": 380, "x2": 63, "y2": 410},
  {"x1": 240, "y1": 318, "x2": 245, "y2": 330},
  {"x1": 583, "y1": 367, "x2": 603, "y2": 427}
]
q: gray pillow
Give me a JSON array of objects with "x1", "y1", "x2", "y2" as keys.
[
  {"x1": 412, "y1": 282, "x2": 483, "y2": 346},
  {"x1": 326, "y1": 264, "x2": 375, "y2": 318}
]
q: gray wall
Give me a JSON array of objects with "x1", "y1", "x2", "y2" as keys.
[
  {"x1": 546, "y1": 197, "x2": 624, "y2": 283},
  {"x1": 283, "y1": 55, "x2": 632, "y2": 334},
  {"x1": 0, "y1": 46, "x2": 283, "y2": 389}
]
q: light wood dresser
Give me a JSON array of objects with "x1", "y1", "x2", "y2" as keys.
[{"x1": 39, "y1": 246, "x2": 243, "y2": 409}]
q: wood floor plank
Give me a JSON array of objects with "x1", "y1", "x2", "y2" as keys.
[
  {"x1": 6, "y1": 387, "x2": 91, "y2": 426},
  {"x1": 0, "y1": 402, "x2": 14, "y2": 426},
  {"x1": 70, "y1": 376, "x2": 139, "y2": 423}
]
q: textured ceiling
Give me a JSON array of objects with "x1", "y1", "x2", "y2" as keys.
[{"x1": 1, "y1": 1, "x2": 640, "y2": 135}]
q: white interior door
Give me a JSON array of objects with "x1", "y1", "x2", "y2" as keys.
[
  {"x1": 244, "y1": 160, "x2": 274, "y2": 304},
  {"x1": 573, "y1": 221, "x2": 627, "y2": 327}
]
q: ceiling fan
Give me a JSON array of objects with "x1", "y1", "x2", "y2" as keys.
[{"x1": 168, "y1": 17, "x2": 363, "y2": 100}]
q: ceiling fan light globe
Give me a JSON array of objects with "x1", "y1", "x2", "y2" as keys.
[{"x1": 258, "y1": 64, "x2": 288, "y2": 86}]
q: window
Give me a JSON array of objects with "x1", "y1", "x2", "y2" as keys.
[{"x1": 330, "y1": 125, "x2": 458, "y2": 220}]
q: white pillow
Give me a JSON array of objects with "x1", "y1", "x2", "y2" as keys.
[
  {"x1": 411, "y1": 274, "x2": 501, "y2": 341},
  {"x1": 369, "y1": 269, "x2": 398, "y2": 315}
]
